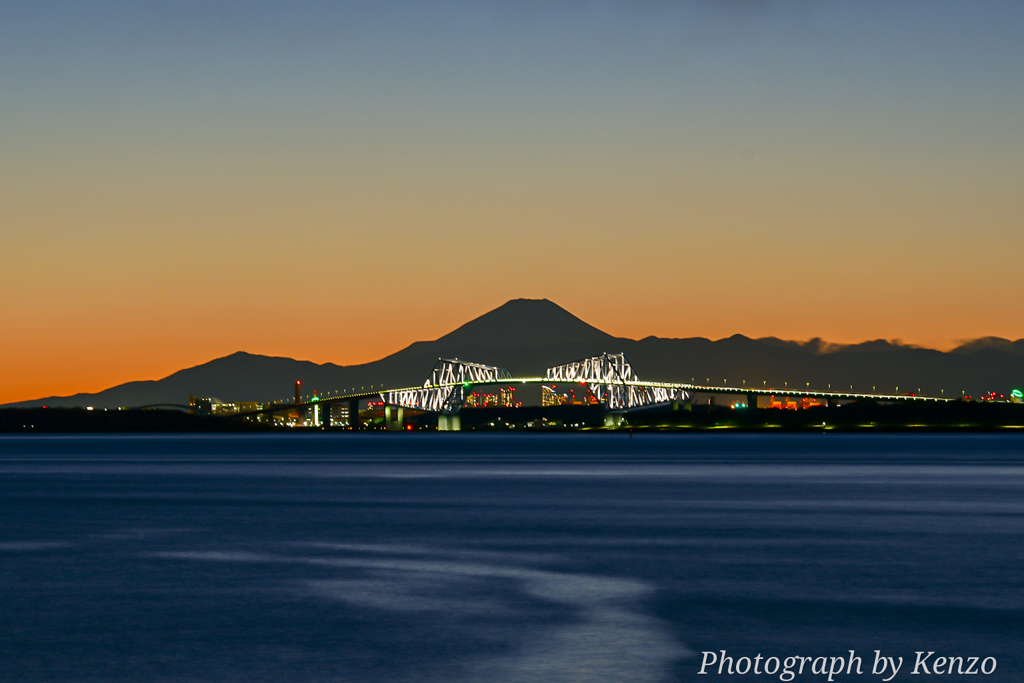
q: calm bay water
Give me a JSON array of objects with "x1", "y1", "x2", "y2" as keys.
[{"x1": 1, "y1": 433, "x2": 1022, "y2": 682}]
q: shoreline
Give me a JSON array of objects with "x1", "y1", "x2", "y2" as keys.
[{"x1": 2, "y1": 403, "x2": 1024, "y2": 434}]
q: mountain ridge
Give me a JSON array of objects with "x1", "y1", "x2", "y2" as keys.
[{"x1": 5, "y1": 299, "x2": 1023, "y2": 407}]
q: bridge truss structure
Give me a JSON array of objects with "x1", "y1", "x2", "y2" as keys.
[
  {"x1": 544, "y1": 353, "x2": 690, "y2": 410},
  {"x1": 380, "y1": 353, "x2": 689, "y2": 414},
  {"x1": 383, "y1": 359, "x2": 513, "y2": 414}
]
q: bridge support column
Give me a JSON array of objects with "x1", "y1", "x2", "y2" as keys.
[
  {"x1": 438, "y1": 414, "x2": 461, "y2": 431},
  {"x1": 319, "y1": 402, "x2": 332, "y2": 428},
  {"x1": 747, "y1": 393, "x2": 758, "y2": 410},
  {"x1": 385, "y1": 406, "x2": 405, "y2": 431},
  {"x1": 347, "y1": 400, "x2": 360, "y2": 429},
  {"x1": 604, "y1": 414, "x2": 624, "y2": 428},
  {"x1": 828, "y1": 397, "x2": 838, "y2": 408}
]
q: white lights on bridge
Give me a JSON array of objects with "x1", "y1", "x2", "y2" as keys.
[
  {"x1": 384, "y1": 359, "x2": 512, "y2": 414},
  {"x1": 319, "y1": 353, "x2": 949, "y2": 419},
  {"x1": 545, "y1": 353, "x2": 691, "y2": 410}
]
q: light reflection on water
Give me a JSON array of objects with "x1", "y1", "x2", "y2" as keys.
[{"x1": 155, "y1": 546, "x2": 687, "y2": 682}]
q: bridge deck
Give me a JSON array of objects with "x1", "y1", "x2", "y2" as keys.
[{"x1": 264, "y1": 377, "x2": 949, "y2": 414}]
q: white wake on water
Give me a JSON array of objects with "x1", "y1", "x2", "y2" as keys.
[{"x1": 156, "y1": 543, "x2": 691, "y2": 682}]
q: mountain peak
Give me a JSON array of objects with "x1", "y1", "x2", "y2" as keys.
[{"x1": 435, "y1": 299, "x2": 616, "y2": 349}]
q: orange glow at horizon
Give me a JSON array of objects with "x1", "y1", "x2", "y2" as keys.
[
  {"x1": 2, "y1": 161, "x2": 1023, "y2": 402},
  {"x1": 3, "y1": 155, "x2": 1022, "y2": 403},
  {"x1": 3, "y1": 275, "x2": 1023, "y2": 405}
]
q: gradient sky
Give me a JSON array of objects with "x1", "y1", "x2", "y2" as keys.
[{"x1": 2, "y1": 1, "x2": 1023, "y2": 403}]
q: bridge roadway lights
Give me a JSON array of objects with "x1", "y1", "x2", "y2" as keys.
[{"x1": 438, "y1": 414, "x2": 461, "y2": 431}]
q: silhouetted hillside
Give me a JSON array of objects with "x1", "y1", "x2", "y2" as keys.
[{"x1": 5, "y1": 299, "x2": 1023, "y2": 408}]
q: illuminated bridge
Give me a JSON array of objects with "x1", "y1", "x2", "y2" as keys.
[{"x1": 247, "y1": 353, "x2": 952, "y2": 430}]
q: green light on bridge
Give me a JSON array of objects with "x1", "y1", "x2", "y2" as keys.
[{"x1": 1013, "y1": 390, "x2": 1023, "y2": 398}]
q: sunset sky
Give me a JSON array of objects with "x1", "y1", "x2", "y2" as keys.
[{"x1": 2, "y1": 1, "x2": 1023, "y2": 403}]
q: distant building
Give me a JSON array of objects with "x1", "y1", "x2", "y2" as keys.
[
  {"x1": 500, "y1": 387, "x2": 515, "y2": 407},
  {"x1": 767, "y1": 395, "x2": 824, "y2": 410},
  {"x1": 464, "y1": 387, "x2": 519, "y2": 408},
  {"x1": 541, "y1": 385, "x2": 568, "y2": 407},
  {"x1": 543, "y1": 384, "x2": 598, "y2": 406},
  {"x1": 188, "y1": 395, "x2": 261, "y2": 415}
]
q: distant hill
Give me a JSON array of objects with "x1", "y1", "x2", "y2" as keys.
[{"x1": 5, "y1": 298, "x2": 1024, "y2": 408}]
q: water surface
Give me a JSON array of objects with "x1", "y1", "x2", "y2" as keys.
[{"x1": 1, "y1": 434, "x2": 1022, "y2": 681}]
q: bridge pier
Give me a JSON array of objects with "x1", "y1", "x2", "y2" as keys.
[
  {"x1": 828, "y1": 397, "x2": 838, "y2": 408},
  {"x1": 346, "y1": 399, "x2": 360, "y2": 429},
  {"x1": 438, "y1": 414, "x2": 461, "y2": 431},
  {"x1": 318, "y1": 402, "x2": 332, "y2": 428},
  {"x1": 604, "y1": 413, "x2": 625, "y2": 428},
  {"x1": 747, "y1": 393, "x2": 759, "y2": 410},
  {"x1": 385, "y1": 405, "x2": 405, "y2": 431}
]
